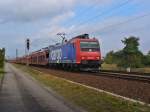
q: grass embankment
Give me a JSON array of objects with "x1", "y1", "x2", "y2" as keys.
[
  {"x1": 0, "y1": 67, "x2": 4, "y2": 89},
  {"x1": 102, "y1": 63, "x2": 150, "y2": 73},
  {"x1": 13, "y1": 64, "x2": 150, "y2": 112}
]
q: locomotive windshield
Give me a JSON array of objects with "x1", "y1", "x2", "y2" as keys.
[{"x1": 80, "y1": 41, "x2": 100, "y2": 52}]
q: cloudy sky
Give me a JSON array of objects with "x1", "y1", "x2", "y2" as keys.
[{"x1": 0, "y1": 0, "x2": 150, "y2": 58}]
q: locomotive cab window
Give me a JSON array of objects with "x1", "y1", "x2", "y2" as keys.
[{"x1": 80, "y1": 41, "x2": 100, "y2": 52}]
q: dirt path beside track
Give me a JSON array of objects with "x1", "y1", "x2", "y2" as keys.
[{"x1": 0, "y1": 64, "x2": 84, "y2": 112}]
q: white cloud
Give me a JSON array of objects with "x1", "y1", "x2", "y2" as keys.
[
  {"x1": 49, "y1": 11, "x2": 75, "y2": 26},
  {"x1": 78, "y1": 0, "x2": 113, "y2": 5},
  {"x1": 0, "y1": 0, "x2": 114, "y2": 23},
  {"x1": 0, "y1": 0, "x2": 75, "y2": 23}
]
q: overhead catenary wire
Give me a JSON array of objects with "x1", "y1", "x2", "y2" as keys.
[
  {"x1": 67, "y1": 0, "x2": 133, "y2": 37},
  {"x1": 95, "y1": 12, "x2": 150, "y2": 34},
  {"x1": 118, "y1": 24, "x2": 150, "y2": 34},
  {"x1": 65, "y1": 0, "x2": 100, "y2": 26},
  {"x1": 76, "y1": 0, "x2": 132, "y2": 27},
  {"x1": 29, "y1": 0, "x2": 136, "y2": 43}
]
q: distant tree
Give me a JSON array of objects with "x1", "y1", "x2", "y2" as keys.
[
  {"x1": 104, "y1": 36, "x2": 148, "y2": 68},
  {"x1": 148, "y1": 51, "x2": 150, "y2": 56},
  {"x1": 122, "y1": 37, "x2": 139, "y2": 54},
  {"x1": 0, "y1": 48, "x2": 5, "y2": 68},
  {"x1": 120, "y1": 36, "x2": 143, "y2": 68},
  {"x1": 113, "y1": 50, "x2": 124, "y2": 67},
  {"x1": 104, "y1": 51, "x2": 115, "y2": 64},
  {"x1": 143, "y1": 51, "x2": 150, "y2": 66}
]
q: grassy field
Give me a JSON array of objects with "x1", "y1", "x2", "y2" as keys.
[
  {"x1": 102, "y1": 63, "x2": 119, "y2": 71},
  {"x1": 102, "y1": 63, "x2": 150, "y2": 73},
  {"x1": 13, "y1": 64, "x2": 150, "y2": 112}
]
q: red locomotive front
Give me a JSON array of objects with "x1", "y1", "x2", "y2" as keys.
[{"x1": 72, "y1": 34, "x2": 101, "y2": 70}]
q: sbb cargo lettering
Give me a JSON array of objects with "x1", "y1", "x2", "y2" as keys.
[{"x1": 50, "y1": 49, "x2": 62, "y2": 61}]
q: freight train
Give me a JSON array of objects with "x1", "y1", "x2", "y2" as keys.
[{"x1": 12, "y1": 34, "x2": 102, "y2": 71}]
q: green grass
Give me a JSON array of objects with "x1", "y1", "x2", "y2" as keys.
[
  {"x1": 131, "y1": 67, "x2": 150, "y2": 73},
  {"x1": 102, "y1": 63, "x2": 150, "y2": 73},
  {"x1": 102, "y1": 63, "x2": 120, "y2": 71},
  {"x1": 0, "y1": 67, "x2": 4, "y2": 80},
  {"x1": 13, "y1": 64, "x2": 150, "y2": 112}
]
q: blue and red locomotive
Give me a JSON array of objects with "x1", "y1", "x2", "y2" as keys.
[
  {"x1": 13, "y1": 34, "x2": 102, "y2": 71},
  {"x1": 49, "y1": 34, "x2": 101, "y2": 70}
]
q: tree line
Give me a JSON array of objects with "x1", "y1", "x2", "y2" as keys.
[
  {"x1": 0, "y1": 48, "x2": 5, "y2": 68},
  {"x1": 104, "y1": 36, "x2": 150, "y2": 68}
]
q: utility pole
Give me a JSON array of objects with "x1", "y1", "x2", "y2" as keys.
[
  {"x1": 57, "y1": 33, "x2": 67, "y2": 44},
  {"x1": 16, "y1": 49, "x2": 18, "y2": 60}
]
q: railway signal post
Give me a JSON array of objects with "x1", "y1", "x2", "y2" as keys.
[{"x1": 26, "y1": 38, "x2": 30, "y2": 66}]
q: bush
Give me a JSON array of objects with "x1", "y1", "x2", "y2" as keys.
[{"x1": 0, "y1": 48, "x2": 5, "y2": 68}]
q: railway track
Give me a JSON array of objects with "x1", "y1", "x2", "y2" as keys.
[
  {"x1": 95, "y1": 71, "x2": 150, "y2": 83},
  {"x1": 33, "y1": 66, "x2": 150, "y2": 83}
]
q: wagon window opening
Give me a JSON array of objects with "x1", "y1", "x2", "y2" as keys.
[{"x1": 46, "y1": 53, "x2": 49, "y2": 58}]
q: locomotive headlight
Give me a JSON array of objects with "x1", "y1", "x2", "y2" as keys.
[
  {"x1": 81, "y1": 56, "x2": 86, "y2": 60},
  {"x1": 96, "y1": 57, "x2": 100, "y2": 60}
]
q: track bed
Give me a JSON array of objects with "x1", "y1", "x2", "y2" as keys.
[{"x1": 32, "y1": 67, "x2": 150, "y2": 104}]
